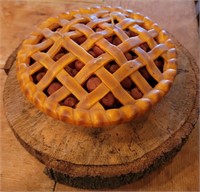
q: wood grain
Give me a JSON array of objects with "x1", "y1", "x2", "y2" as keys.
[
  {"x1": 0, "y1": 70, "x2": 56, "y2": 191},
  {"x1": 1, "y1": 0, "x2": 199, "y2": 191}
]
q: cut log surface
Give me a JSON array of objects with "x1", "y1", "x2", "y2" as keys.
[{"x1": 3, "y1": 39, "x2": 199, "y2": 189}]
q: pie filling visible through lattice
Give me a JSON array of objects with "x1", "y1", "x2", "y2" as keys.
[{"x1": 16, "y1": 6, "x2": 177, "y2": 127}]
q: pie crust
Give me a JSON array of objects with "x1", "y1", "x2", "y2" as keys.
[{"x1": 16, "y1": 6, "x2": 177, "y2": 127}]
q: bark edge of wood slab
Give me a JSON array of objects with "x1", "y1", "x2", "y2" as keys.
[
  {"x1": 3, "y1": 37, "x2": 199, "y2": 189},
  {"x1": 43, "y1": 139, "x2": 186, "y2": 189},
  {"x1": 3, "y1": 44, "x2": 21, "y2": 75}
]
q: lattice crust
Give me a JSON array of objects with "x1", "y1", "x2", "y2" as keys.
[{"x1": 16, "y1": 6, "x2": 177, "y2": 127}]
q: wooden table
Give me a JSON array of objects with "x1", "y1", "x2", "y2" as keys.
[{"x1": 0, "y1": 0, "x2": 199, "y2": 191}]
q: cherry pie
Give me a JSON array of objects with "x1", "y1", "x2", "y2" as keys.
[{"x1": 16, "y1": 6, "x2": 177, "y2": 127}]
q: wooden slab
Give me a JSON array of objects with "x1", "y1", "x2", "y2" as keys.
[
  {"x1": 3, "y1": 36, "x2": 199, "y2": 189},
  {"x1": 1, "y1": 0, "x2": 199, "y2": 190}
]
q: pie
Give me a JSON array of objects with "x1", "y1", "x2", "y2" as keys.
[{"x1": 16, "y1": 6, "x2": 177, "y2": 127}]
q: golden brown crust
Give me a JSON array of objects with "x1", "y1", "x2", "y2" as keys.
[{"x1": 16, "y1": 6, "x2": 177, "y2": 127}]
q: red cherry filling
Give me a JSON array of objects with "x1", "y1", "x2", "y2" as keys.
[
  {"x1": 109, "y1": 64, "x2": 119, "y2": 73},
  {"x1": 31, "y1": 67, "x2": 47, "y2": 83},
  {"x1": 75, "y1": 60, "x2": 85, "y2": 71},
  {"x1": 63, "y1": 96, "x2": 78, "y2": 108},
  {"x1": 120, "y1": 77, "x2": 133, "y2": 90},
  {"x1": 53, "y1": 48, "x2": 68, "y2": 61},
  {"x1": 130, "y1": 87, "x2": 143, "y2": 99},
  {"x1": 64, "y1": 66, "x2": 78, "y2": 77},
  {"x1": 112, "y1": 36, "x2": 122, "y2": 45},
  {"x1": 124, "y1": 52, "x2": 133, "y2": 61},
  {"x1": 47, "y1": 82, "x2": 62, "y2": 95},
  {"x1": 154, "y1": 57, "x2": 164, "y2": 72},
  {"x1": 140, "y1": 43, "x2": 150, "y2": 52},
  {"x1": 36, "y1": 72, "x2": 46, "y2": 82},
  {"x1": 73, "y1": 36, "x2": 87, "y2": 44},
  {"x1": 100, "y1": 92, "x2": 115, "y2": 108},
  {"x1": 86, "y1": 76, "x2": 102, "y2": 92},
  {"x1": 91, "y1": 45, "x2": 104, "y2": 57},
  {"x1": 139, "y1": 67, "x2": 151, "y2": 80},
  {"x1": 32, "y1": 26, "x2": 166, "y2": 109},
  {"x1": 54, "y1": 53, "x2": 65, "y2": 61}
]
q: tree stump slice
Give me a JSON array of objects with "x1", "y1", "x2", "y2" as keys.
[{"x1": 3, "y1": 38, "x2": 199, "y2": 189}]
